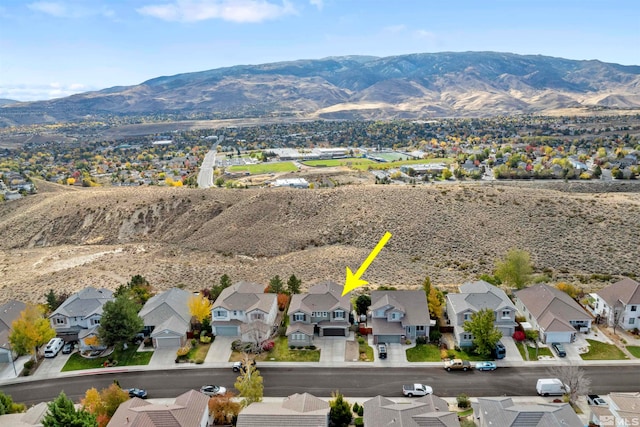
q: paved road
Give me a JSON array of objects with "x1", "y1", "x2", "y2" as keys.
[
  {"x1": 2, "y1": 366, "x2": 639, "y2": 406},
  {"x1": 197, "y1": 144, "x2": 218, "y2": 188}
]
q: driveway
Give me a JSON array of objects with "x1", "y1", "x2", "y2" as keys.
[
  {"x1": 205, "y1": 336, "x2": 234, "y2": 363},
  {"x1": 499, "y1": 336, "x2": 523, "y2": 363},
  {"x1": 148, "y1": 348, "x2": 177, "y2": 368},
  {"x1": 30, "y1": 351, "x2": 71, "y2": 379},
  {"x1": 316, "y1": 334, "x2": 349, "y2": 363},
  {"x1": 369, "y1": 335, "x2": 407, "y2": 364}
]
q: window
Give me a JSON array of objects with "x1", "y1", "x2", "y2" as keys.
[
  {"x1": 233, "y1": 310, "x2": 238, "y2": 316},
  {"x1": 632, "y1": 306, "x2": 637, "y2": 312},
  {"x1": 391, "y1": 312, "x2": 401, "y2": 320},
  {"x1": 293, "y1": 313, "x2": 305, "y2": 322},
  {"x1": 416, "y1": 325, "x2": 425, "y2": 331},
  {"x1": 630, "y1": 318, "x2": 635, "y2": 325},
  {"x1": 251, "y1": 313, "x2": 264, "y2": 321},
  {"x1": 463, "y1": 313, "x2": 471, "y2": 321},
  {"x1": 91, "y1": 318, "x2": 100, "y2": 325},
  {"x1": 292, "y1": 333, "x2": 306, "y2": 340},
  {"x1": 214, "y1": 310, "x2": 226, "y2": 317},
  {"x1": 55, "y1": 318, "x2": 65, "y2": 325},
  {"x1": 334, "y1": 310, "x2": 345, "y2": 319},
  {"x1": 501, "y1": 310, "x2": 510, "y2": 319}
]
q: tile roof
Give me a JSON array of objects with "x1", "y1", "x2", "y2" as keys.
[
  {"x1": 49, "y1": 287, "x2": 113, "y2": 320},
  {"x1": 515, "y1": 284, "x2": 590, "y2": 331},
  {"x1": 596, "y1": 278, "x2": 640, "y2": 307},
  {"x1": 139, "y1": 288, "x2": 193, "y2": 327},
  {"x1": 107, "y1": 390, "x2": 209, "y2": 427},
  {"x1": 363, "y1": 395, "x2": 459, "y2": 427}
]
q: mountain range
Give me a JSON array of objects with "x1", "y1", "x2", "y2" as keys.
[{"x1": 2, "y1": 51, "x2": 640, "y2": 126}]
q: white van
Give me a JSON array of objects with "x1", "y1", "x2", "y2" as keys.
[
  {"x1": 44, "y1": 338, "x2": 64, "y2": 358},
  {"x1": 536, "y1": 378, "x2": 569, "y2": 396}
]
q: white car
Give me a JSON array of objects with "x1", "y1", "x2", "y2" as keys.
[{"x1": 200, "y1": 385, "x2": 226, "y2": 396}]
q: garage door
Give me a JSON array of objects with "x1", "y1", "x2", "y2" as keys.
[
  {"x1": 0, "y1": 351, "x2": 11, "y2": 363},
  {"x1": 154, "y1": 337, "x2": 181, "y2": 348},
  {"x1": 322, "y1": 328, "x2": 346, "y2": 337},
  {"x1": 544, "y1": 332, "x2": 571, "y2": 344},
  {"x1": 375, "y1": 335, "x2": 401, "y2": 344},
  {"x1": 215, "y1": 326, "x2": 239, "y2": 336}
]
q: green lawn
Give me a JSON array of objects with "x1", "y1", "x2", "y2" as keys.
[
  {"x1": 357, "y1": 336, "x2": 373, "y2": 362},
  {"x1": 626, "y1": 346, "x2": 640, "y2": 358},
  {"x1": 351, "y1": 157, "x2": 454, "y2": 171},
  {"x1": 185, "y1": 343, "x2": 210, "y2": 362},
  {"x1": 450, "y1": 348, "x2": 488, "y2": 361},
  {"x1": 231, "y1": 337, "x2": 320, "y2": 362},
  {"x1": 62, "y1": 346, "x2": 153, "y2": 371},
  {"x1": 581, "y1": 339, "x2": 628, "y2": 360},
  {"x1": 302, "y1": 158, "x2": 376, "y2": 168},
  {"x1": 227, "y1": 162, "x2": 298, "y2": 174},
  {"x1": 406, "y1": 344, "x2": 442, "y2": 362}
]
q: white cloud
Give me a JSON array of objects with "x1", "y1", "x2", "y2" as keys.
[
  {"x1": 137, "y1": 0, "x2": 296, "y2": 23},
  {"x1": 309, "y1": 0, "x2": 323, "y2": 10},
  {"x1": 0, "y1": 83, "x2": 93, "y2": 102},
  {"x1": 28, "y1": 1, "x2": 67, "y2": 17},
  {"x1": 414, "y1": 29, "x2": 437, "y2": 41},
  {"x1": 27, "y1": 1, "x2": 115, "y2": 18}
]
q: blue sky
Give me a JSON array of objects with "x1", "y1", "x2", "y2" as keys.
[{"x1": 1, "y1": 0, "x2": 639, "y2": 101}]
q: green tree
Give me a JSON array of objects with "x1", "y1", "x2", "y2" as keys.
[
  {"x1": 355, "y1": 295, "x2": 371, "y2": 316},
  {"x1": 463, "y1": 308, "x2": 502, "y2": 357},
  {"x1": 329, "y1": 391, "x2": 352, "y2": 427},
  {"x1": 286, "y1": 274, "x2": 302, "y2": 295},
  {"x1": 211, "y1": 274, "x2": 232, "y2": 302},
  {"x1": 234, "y1": 356, "x2": 264, "y2": 407},
  {"x1": 115, "y1": 275, "x2": 154, "y2": 306},
  {"x1": 494, "y1": 248, "x2": 532, "y2": 290},
  {"x1": 268, "y1": 275, "x2": 284, "y2": 294},
  {"x1": 441, "y1": 168, "x2": 453, "y2": 180},
  {"x1": 98, "y1": 295, "x2": 144, "y2": 348},
  {"x1": 9, "y1": 304, "x2": 55, "y2": 357},
  {"x1": 43, "y1": 391, "x2": 98, "y2": 427},
  {"x1": 214, "y1": 176, "x2": 225, "y2": 187},
  {"x1": 427, "y1": 287, "x2": 445, "y2": 320},
  {"x1": 45, "y1": 289, "x2": 58, "y2": 313},
  {"x1": 0, "y1": 391, "x2": 25, "y2": 415}
]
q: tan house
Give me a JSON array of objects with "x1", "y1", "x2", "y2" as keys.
[
  {"x1": 363, "y1": 395, "x2": 460, "y2": 427},
  {"x1": 473, "y1": 397, "x2": 582, "y2": 426},
  {"x1": 237, "y1": 393, "x2": 330, "y2": 427}
]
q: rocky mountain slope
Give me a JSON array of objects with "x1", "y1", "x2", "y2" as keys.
[
  {"x1": 1, "y1": 181, "x2": 639, "y2": 303},
  {"x1": 2, "y1": 52, "x2": 640, "y2": 125}
]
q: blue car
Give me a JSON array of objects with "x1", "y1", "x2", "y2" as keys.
[
  {"x1": 475, "y1": 361, "x2": 497, "y2": 371},
  {"x1": 128, "y1": 388, "x2": 148, "y2": 399}
]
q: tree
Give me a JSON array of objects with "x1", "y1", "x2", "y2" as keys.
[
  {"x1": 99, "y1": 384, "x2": 129, "y2": 419},
  {"x1": 10, "y1": 303, "x2": 55, "y2": 357},
  {"x1": 287, "y1": 274, "x2": 302, "y2": 295},
  {"x1": 556, "y1": 282, "x2": 580, "y2": 299},
  {"x1": 267, "y1": 275, "x2": 284, "y2": 294},
  {"x1": 329, "y1": 390, "x2": 352, "y2": 427},
  {"x1": 427, "y1": 287, "x2": 445, "y2": 320},
  {"x1": 43, "y1": 391, "x2": 98, "y2": 427},
  {"x1": 463, "y1": 308, "x2": 502, "y2": 357},
  {"x1": 45, "y1": 289, "x2": 58, "y2": 313},
  {"x1": 0, "y1": 391, "x2": 25, "y2": 415},
  {"x1": 188, "y1": 295, "x2": 212, "y2": 323},
  {"x1": 208, "y1": 392, "x2": 241, "y2": 425},
  {"x1": 98, "y1": 295, "x2": 144, "y2": 348},
  {"x1": 80, "y1": 388, "x2": 104, "y2": 421},
  {"x1": 494, "y1": 248, "x2": 532, "y2": 289},
  {"x1": 115, "y1": 275, "x2": 154, "y2": 306},
  {"x1": 210, "y1": 274, "x2": 232, "y2": 302},
  {"x1": 234, "y1": 355, "x2": 264, "y2": 407},
  {"x1": 442, "y1": 168, "x2": 453, "y2": 180},
  {"x1": 549, "y1": 365, "x2": 591, "y2": 405},
  {"x1": 214, "y1": 176, "x2": 225, "y2": 187},
  {"x1": 277, "y1": 293, "x2": 290, "y2": 311},
  {"x1": 355, "y1": 295, "x2": 371, "y2": 316}
]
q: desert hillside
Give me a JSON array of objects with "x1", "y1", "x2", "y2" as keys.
[{"x1": 1, "y1": 181, "x2": 639, "y2": 304}]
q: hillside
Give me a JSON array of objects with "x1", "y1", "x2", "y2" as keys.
[
  {"x1": 1, "y1": 182, "x2": 639, "y2": 303},
  {"x1": 2, "y1": 52, "x2": 640, "y2": 125}
]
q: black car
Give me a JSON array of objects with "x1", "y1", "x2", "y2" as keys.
[
  {"x1": 62, "y1": 341, "x2": 75, "y2": 354},
  {"x1": 128, "y1": 388, "x2": 148, "y2": 399},
  {"x1": 378, "y1": 344, "x2": 387, "y2": 359},
  {"x1": 551, "y1": 342, "x2": 566, "y2": 357}
]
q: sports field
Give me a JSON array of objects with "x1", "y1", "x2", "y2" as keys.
[
  {"x1": 227, "y1": 162, "x2": 298, "y2": 174},
  {"x1": 302, "y1": 158, "x2": 376, "y2": 167}
]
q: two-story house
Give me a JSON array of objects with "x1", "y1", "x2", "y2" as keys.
[
  {"x1": 370, "y1": 290, "x2": 430, "y2": 344},
  {"x1": 0, "y1": 299, "x2": 26, "y2": 364},
  {"x1": 48, "y1": 287, "x2": 114, "y2": 342},
  {"x1": 138, "y1": 287, "x2": 193, "y2": 349},
  {"x1": 445, "y1": 280, "x2": 517, "y2": 348},
  {"x1": 592, "y1": 278, "x2": 640, "y2": 331},
  {"x1": 286, "y1": 281, "x2": 351, "y2": 347},
  {"x1": 211, "y1": 282, "x2": 278, "y2": 342}
]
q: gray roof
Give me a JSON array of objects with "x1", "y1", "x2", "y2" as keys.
[
  {"x1": 0, "y1": 299, "x2": 26, "y2": 333},
  {"x1": 370, "y1": 290, "x2": 430, "y2": 326},
  {"x1": 49, "y1": 287, "x2": 113, "y2": 320},
  {"x1": 139, "y1": 288, "x2": 193, "y2": 328},
  {"x1": 286, "y1": 322, "x2": 315, "y2": 336},
  {"x1": 597, "y1": 278, "x2": 640, "y2": 307},
  {"x1": 150, "y1": 314, "x2": 189, "y2": 337},
  {"x1": 515, "y1": 284, "x2": 590, "y2": 331},
  {"x1": 237, "y1": 393, "x2": 329, "y2": 427},
  {"x1": 473, "y1": 397, "x2": 583, "y2": 427},
  {"x1": 363, "y1": 395, "x2": 460, "y2": 427},
  {"x1": 0, "y1": 401, "x2": 47, "y2": 426},
  {"x1": 288, "y1": 281, "x2": 351, "y2": 315},
  {"x1": 448, "y1": 280, "x2": 516, "y2": 315},
  {"x1": 213, "y1": 281, "x2": 276, "y2": 313},
  {"x1": 107, "y1": 389, "x2": 209, "y2": 427}
]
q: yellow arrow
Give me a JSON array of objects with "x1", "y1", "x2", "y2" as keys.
[{"x1": 342, "y1": 231, "x2": 392, "y2": 296}]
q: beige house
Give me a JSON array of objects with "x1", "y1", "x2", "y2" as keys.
[
  {"x1": 473, "y1": 397, "x2": 582, "y2": 426},
  {"x1": 363, "y1": 395, "x2": 460, "y2": 427},
  {"x1": 237, "y1": 393, "x2": 330, "y2": 427},
  {"x1": 589, "y1": 392, "x2": 640, "y2": 427}
]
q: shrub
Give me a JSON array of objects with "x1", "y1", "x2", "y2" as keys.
[
  {"x1": 524, "y1": 330, "x2": 539, "y2": 342},
  {"x1": 357, "y1": 405, "x2": 363, "y2": 416},
  {"x1": 405, "y1": 339, "x2": 412, "y2": 345},
  {"x1": 308, "y1": 345, "x2": 316, "y2": 350},
  {"x1": 190, "y1": 338, "x2": 198, "y2": 347},
  {"x1": 447, "y1": 349, "x2": 457, "y2": 359},
  {"x1": 457, "y1": 393, "x2": 471, "y2": 409},
  {"x1": 352, "y1": 402, "x2": 360, "y2": 413},
  {"x1": 416, "y1": 336, "x2": 428, "y2": 345},
  {"x1": 176, "y1": 343, "x2": 191, "y2": 357},
  {"x1": 354, "y1": 417, "x2": 364, "y2": 427},
  {"x1": 22, "y1": 368, "x2": 30, "y2": 376},
  {"x1": 24, "y1": 359, "x2": 35, "y2": 370},
  {"x1": 262, "y1": 340, "x2": 275, "y2": 351},
  {"x1": 440, "y1": 349, "x2": 449, "y2": 360},
  {"x1": 200, "y1": 335, "x2": 212, "y2": 344},
  {"x1": 195, "y1": 359, "x2": 204, "y2": 364},
  {"x1": 513, "y1": 331, "x2": 526, "y2": 342},
  {"x1": 290, "y1": 345, "x2": 295, "y2": 350}
]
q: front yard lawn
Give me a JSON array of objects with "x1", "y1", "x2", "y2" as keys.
[
  {"x1": 62, "y1": 345, "x2": 153, "y2": 372},
  {"x1": 627, "y1": 346, "x2": 640, "y2": 358},
  {"x1": 581, "y1": 339, "x2": 628, "y2": 360},
  {"x1": 406, "y1": 344, "x2": 441, "y2": 362},
  {"x1": 449, "y1": 348, "x2": 488, "y2": 361},
  {"x1": 357, "y1": 336, "x2": 373, "y2": 362},
  {"x1": 231, "y1": 337, "x2": 320, "y2": 362},
  {"x1": 185, "y1": 343, "x2": 210, "y2": 362}
]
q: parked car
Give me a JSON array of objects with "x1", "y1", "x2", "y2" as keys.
[
  {"x1": 128, "y1": 388, "x2": 148, "y2": 399},
  {"x1": 378, "y1": 344, "x2": 387, "y2": 359},
  {"x1": 232, "y1": 359, "x2": 256, "y2": 372},
  {"x1": 493, "y1": 342, "x2": 506, "y2": 359},
  {"x1": 62, "y1": 341, "x2": 76, "y2": 354},
  {"x1": 551, "y1": 342, "x2": 566, "y2": 357},
  {"x1": 475, "y1": 361, "x2": 497, "y2": 371},
  {"x1": 443, "y1": 359, "x2": 472, "y2": 371},
  {"x1": 402, "y1": 384, "x2": 433, "y2": 397},
  {"x1": 536, "y1": 378, "x2": 569, "y2": 396},
  {"x1": 587, "y1": 394, "x2": 607, "y2": 406},
  {"x1": 200, "y1": 385, "x2": 226, "y2": 396},
  {"x1": 44, "y1": 338, "x2": 64, "y2": 358}
]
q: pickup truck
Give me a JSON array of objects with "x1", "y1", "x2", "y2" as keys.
[
  {"x1": 402, "y1": 384, "x2": 433, "y2": 397},
  {"x1": 443, "y1": 359, "x2": 472, "y2": 371},
  {"x1": 587, "y1": 394, "x2": 607, "y2": 406}
]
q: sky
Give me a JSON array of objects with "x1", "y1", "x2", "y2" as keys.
[{"x1": 1, "y1": 0, "x2": 639, "y2": 101}]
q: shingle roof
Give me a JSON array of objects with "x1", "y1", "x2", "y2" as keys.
[
  {"x1": 371, "y1": 290, "x2": 430, "y2": 326},
  {"x1": 597, "y1": 278, "x2": 640, "y2": 307},
  {"x1": 107, "y1": 390, "x2": 209, "y2": 427},
  {"x1": 288, "y1": 281, "x2": 351, "y2": 314},
  {"x1": 609, "y1": 392, "x2": 640, "y2": 418},
  {"x1": 515, "y1": 284, "x2": 590, "y2": 331},
  {"x1": 150, "y1": 314, "x2": 189, "y2": 337},
  {"x1": 236, "y1": 393, "x2": 329, "y2": 427},
  {"x1": 49, "y1": 287, "x2": 113, "y2": 320},
  {"x1": 213, "y1": 281, "x2": 276, "y2": 313},
  {"x1": 0, "y1": 299, "x2": 26, "y2": 333},
  {"x1": 363, "y1": 394, "x2": 459, "y2": 427},
  {"x1": 285, "y1": 322, "x2": 315, "y2": 336},
  {"x1": 473, "y1": 397, "x2": 583, "y2": 426},
  {"x1": 448, "y1": 280, "x2": 516, "y2": 315},
  {"x1": 139, "y1": 288, "x2": 193, "y2": 327}
]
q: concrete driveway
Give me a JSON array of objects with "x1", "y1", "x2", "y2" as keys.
[
  {"x1": 499, "y1": 336, "x2": 523, "y2": 363},
  {"x1": 30, "y1": 351, "x2": 72, "y2": 379},
  {"x1": 148, "y1": 348, "x2": 177, "y2": 368},
  {"x1": 205, "y1": 336, "x2": 234, "y2": 363},
  {"x1": 316, "y1": 335, "x2": 348, "y2": 363}
]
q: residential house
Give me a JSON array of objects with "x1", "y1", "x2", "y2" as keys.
[
  {"x1": 107, "y1": 389, "x2": 210, "y2": 427},
  {"x1": 211, "y1": 282, "x2": 278, "y2": 342},
  {"x1": 370, "y1": 290, "x2": 430, "y2": 344},
  {"x1": 0, "y1": 401, "x2": 48, "y2": 427},
  {"x1": 0, "y1": 299, "x2": 26, "y2": 363},
  {"x1": 589, "y1": 392, "x2": 640, "y2": 427},
  {"x1": 472, "y1": 397, "x2": 582, "y2": 427},
  {"x1": 48, "y1": 287, "x2": 114, "y2": 343},
  {"x1": 363, "y1": 395, "x2": 460, "y2": 427},
  {"x1": 138, "y1": 287, "x2": 193, "y2": 348},
  {"x1": 237, "y1": 393, "x2": 330, "y2": 427},
  {"x1": 286, "y1": 281, "x2": 351, "y2": 347},
  {"x1": 445, "y1": 280, "x2": 517, "y2": 347},
  {"x1": 514, "y1": 284, "x2": 591, "y2": 343},
  {"x1": 592, "y1": 278, "x2": 640, "y2": 331}
]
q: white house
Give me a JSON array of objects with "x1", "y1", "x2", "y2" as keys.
[
  {"x1": 48, "y1": 287, "x2": 114, "y2": 341},
  {"x1": 592, "y1": 278, "x2": 640, "y2": 331}
]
